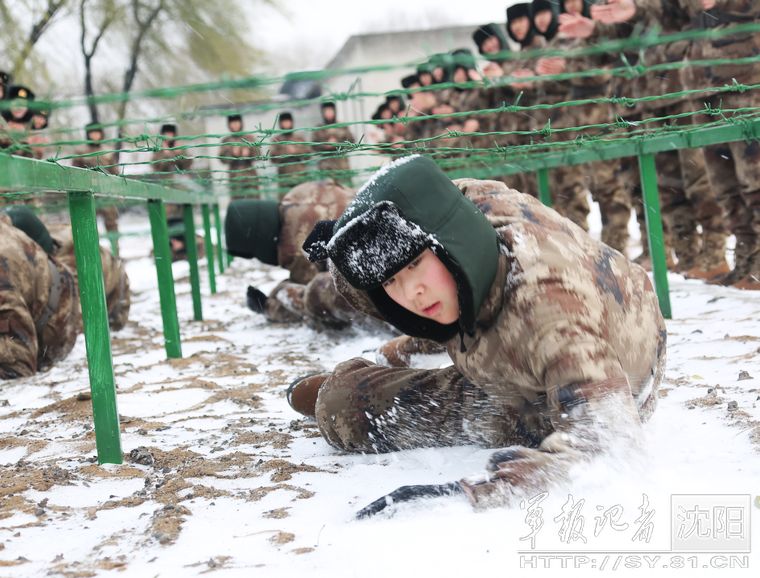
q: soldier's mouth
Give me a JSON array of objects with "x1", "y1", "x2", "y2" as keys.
[{"x1": 422, "y1": 302, "x2": 442, "y2": 317}]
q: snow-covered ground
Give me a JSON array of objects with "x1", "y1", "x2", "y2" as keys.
[{"x1": 0, "y1": 214, "x2": 758, "y2": 578}]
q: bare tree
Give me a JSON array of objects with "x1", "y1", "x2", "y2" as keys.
[
  {"x1": 113, "y1": 0, "x2": 165, "y2": 159},
  {"x1": 79, "y1": 0, "x2": 119, "y2": 123},
  {"x1": 12, "y1": 0, "x2": 68, "y2": 75}
]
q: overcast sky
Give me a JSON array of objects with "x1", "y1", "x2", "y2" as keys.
[{"x1": 251, "y1": 0, "x2": 516, "y2": 72}]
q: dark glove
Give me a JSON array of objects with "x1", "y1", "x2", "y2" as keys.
[
  {"x1": 302, "y1": 220, "x2": 336, "y2": 263},
  {"x1": 246, "y1": 286, "x2": 268, "y2": 314},
  {"x1": 355, "y1": 482, "x2": 463, "y2": 519}
]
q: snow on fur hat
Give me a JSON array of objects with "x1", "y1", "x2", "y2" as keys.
[{"x1": 324, "y1": 155, "x2": 500, "y2": 342}]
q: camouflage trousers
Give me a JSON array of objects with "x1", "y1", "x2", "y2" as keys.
[
  {"x1": 264, "y1": 272, "x2": 355, "y2": 329},
  {"x1": 314, "y1": 358, "x2": 547, "y2": 453},
  {"x1": 555, "y1": 101, "x2": 632, "y2": 252},
  {"x1": 698, "y1": 92, "x2": 760, "y2": 279},
  {"x1": 653, "y1": 101, "x2": 726, "y2": 271}
]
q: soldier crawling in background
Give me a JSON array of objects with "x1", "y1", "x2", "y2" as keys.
[
  {"x1": 0, "y1": 207, "x2": 131, "y2": 379},
  {"x1": 225, "y1": 179, "x2": 356, "y2": 329}
]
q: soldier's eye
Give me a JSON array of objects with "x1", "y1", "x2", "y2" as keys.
[{"x1": 382, "y1": 277, "x2": 396, "y2": 288}]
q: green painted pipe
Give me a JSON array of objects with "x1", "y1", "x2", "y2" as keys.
[
  {"x1": 183, "y1": 204, "x2": 203, "y2": 321},
  {"x1": 148, "y1": 199, "x2": 182, "y2": 358},
  {"x1": 67, "y1": 191, "x2": 122, "y2": 465},
  {"x1": 213, "y1": 203, "x2": 225, "y2": 274},
  {"x1": 201, "y1": 204, "x2": 217, "y2": 295},
  {"x1": 638, "y1": 153, "x2": 672, "y2": 319},
  {"x1": 537, "y1": 167, "x2": 552, "y2": 208}
]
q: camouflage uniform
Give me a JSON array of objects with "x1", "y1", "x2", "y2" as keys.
[
  {"x1": 0, "y1": 214, "x2": 80, "y2": 379},
  {"x1": 46, "y1": 224, "x2": 131, "y2": 331},
  {"x1": 151, "y1": 147, "x2": 194, "y2": 221},
  {"x1": 315, "y1": 171, "x2": 665, "y2": 506},
  {"x1": 72, "y1": 146, "x2": 120, "y2": 234},
  {"x1": 262, "y1": 180, "x2": 356, "y2": 327},
  {"x1": 532, "y1": 34, "x2": 591, "y2": 231},
  {"x1": 631, "y1": 0, "x2": 727, "y2": 273},
  {"x1": 312, "y1": 124, "x2": 355, "y2": 183},
  {"x1": 681, "y1": 0, "x2": 760, "y2": 285},
  {"x1": 219, "y1": 135, "x2": 261, "y2": 199},
  {"x1": 268, "y1": 132, "x2": 310, "y2": 194}
]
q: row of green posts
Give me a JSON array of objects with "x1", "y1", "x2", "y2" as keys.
[{"x1": 3, "y1": 114, "x2": 760, "y2": 464}]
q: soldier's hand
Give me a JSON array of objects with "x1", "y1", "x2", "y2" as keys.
[
  {"x1": 536, "y1": 57, "x2": 567, "y2": 76},
  {"x1": 511, "y1": 68, "x2": 535, "y2": 89},
  {"x1": 701, "y1": 0, "x2": 715, "y2": 9},
  {"x1": 483, "y1": 62, "x2": 504, "y2": 78},
  {"x1": 559, "y1": 12, "x2": 596, "y2": 39},
  {"x1": 591, "y1": 0, "x2": 636, "y2": 24}
]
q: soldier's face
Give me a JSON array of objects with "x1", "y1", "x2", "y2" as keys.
[
  {"x1": 382, "y1": 249, "x2": 460, "y2": 325},
  {"x1": 481, "y1": 35, "x2": 501, "y2": 54},
  {"x1": 510, "y1": 16, "x2": 531, "y2": 40},
  {"x1": 280, "y1": 119, "x2": 293, "y2": 130},
  {"x1": 453, "y1": 67, "x2": 468, "y2": 84},
  {"x1": 11, "y1": 104, "x2": 28, "y2": 120},
  {"x1": 534, "y1": 11, "x2": 553, "y2": 33},
  {"x1": 88, "y1": 130, "x2": 103, "y2": 143},
  {"x1": 322, "y1": 107, "x2": 336, "y2": 123},
  {"x1": 419, "y1": 72, "x2": 433, "y2": 86},
  {"x1": 563, "y1": 0, "x2": 584, "y2": 14},
  {"x1": 32, "y1": 115, "x2": 46, "y2": 129},
  {"x1": 433, "y1": 67, "x2": 444, "y2": 82},
  {"x1": 229, "y1": 120, "x2": 242, "y2": 132}
]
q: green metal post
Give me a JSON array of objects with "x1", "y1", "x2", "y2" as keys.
[
  {"x1": 183, "y1": 204, "x2": 203, "y2": 321},
  {"x1": 67, "y1": 191, "x2": 122, "y2": 465},
  {"x1": 148, "y1": 199, "x2": 182, "y2": 359},
  {"x1": 213, "y1": 203, "x2": 225, "y2": 274},
  {"x1": 201, "y1": 204, "x2": 217, "y2": 294},
  {"x1": 537, "y1": 167, "x2": 552, "y2": 208},
  {"x1": 638, "y1": 154, "x2": 672, "y2": 319}
]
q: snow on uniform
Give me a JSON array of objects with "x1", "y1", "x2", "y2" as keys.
[
  {"x1": 219, "y1": 134, "x2": 261, "y2": 199},
  {"x1": 0, "y1": 214, "x2": 80, "y2": 380},
  {"x1": 46, "y1": 223, "x2": 131, "y2": 332},
  {"x1": 315, "y1": 156, "x2": 666, "y2": 507}
]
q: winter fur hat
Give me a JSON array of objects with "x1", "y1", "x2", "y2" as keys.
[
  {"x1": 278, "y1": 112, "x2": 293, "y2": 125},
  {"x1": 2, "y1": 85, "x2": 35, "y2": 123},
  {"x1": 3, "y1": 205, "x2": 55, "y2": 255},
  {"x1": 531, "y1": 0, "x2": 560, "y2": 41},
  {"x1": 506, "y1": 3, "x2": 536, "y2": 46},
  {"x1": 160, "y1": 123, "x2": 177, "y2": 134},
  {"x1": 323, "y1": 155, "x2": 500, "y2": 342},
  {"x1": 0, "y1": 71, "x2": 10, "y2": 88},
  {"x1": 225, "y1": 199, "x2": 281, "y2": 266},
  {"x1": 227, "y1": 114, "x2": 242, "y2": 124},
  {"x1": 85, "y1": 122, "x2": 104, "y2": 139},
  {"x1": 472, "y1": 23, "x2": 509, "y2": 56},
  {"x1": 400, "y1": 74, "x2": 419, "y2": 89}
]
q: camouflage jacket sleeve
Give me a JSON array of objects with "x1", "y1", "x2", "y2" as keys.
[{"x1": 709, "y1": 0, "x2": 760, "y2": 17}]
